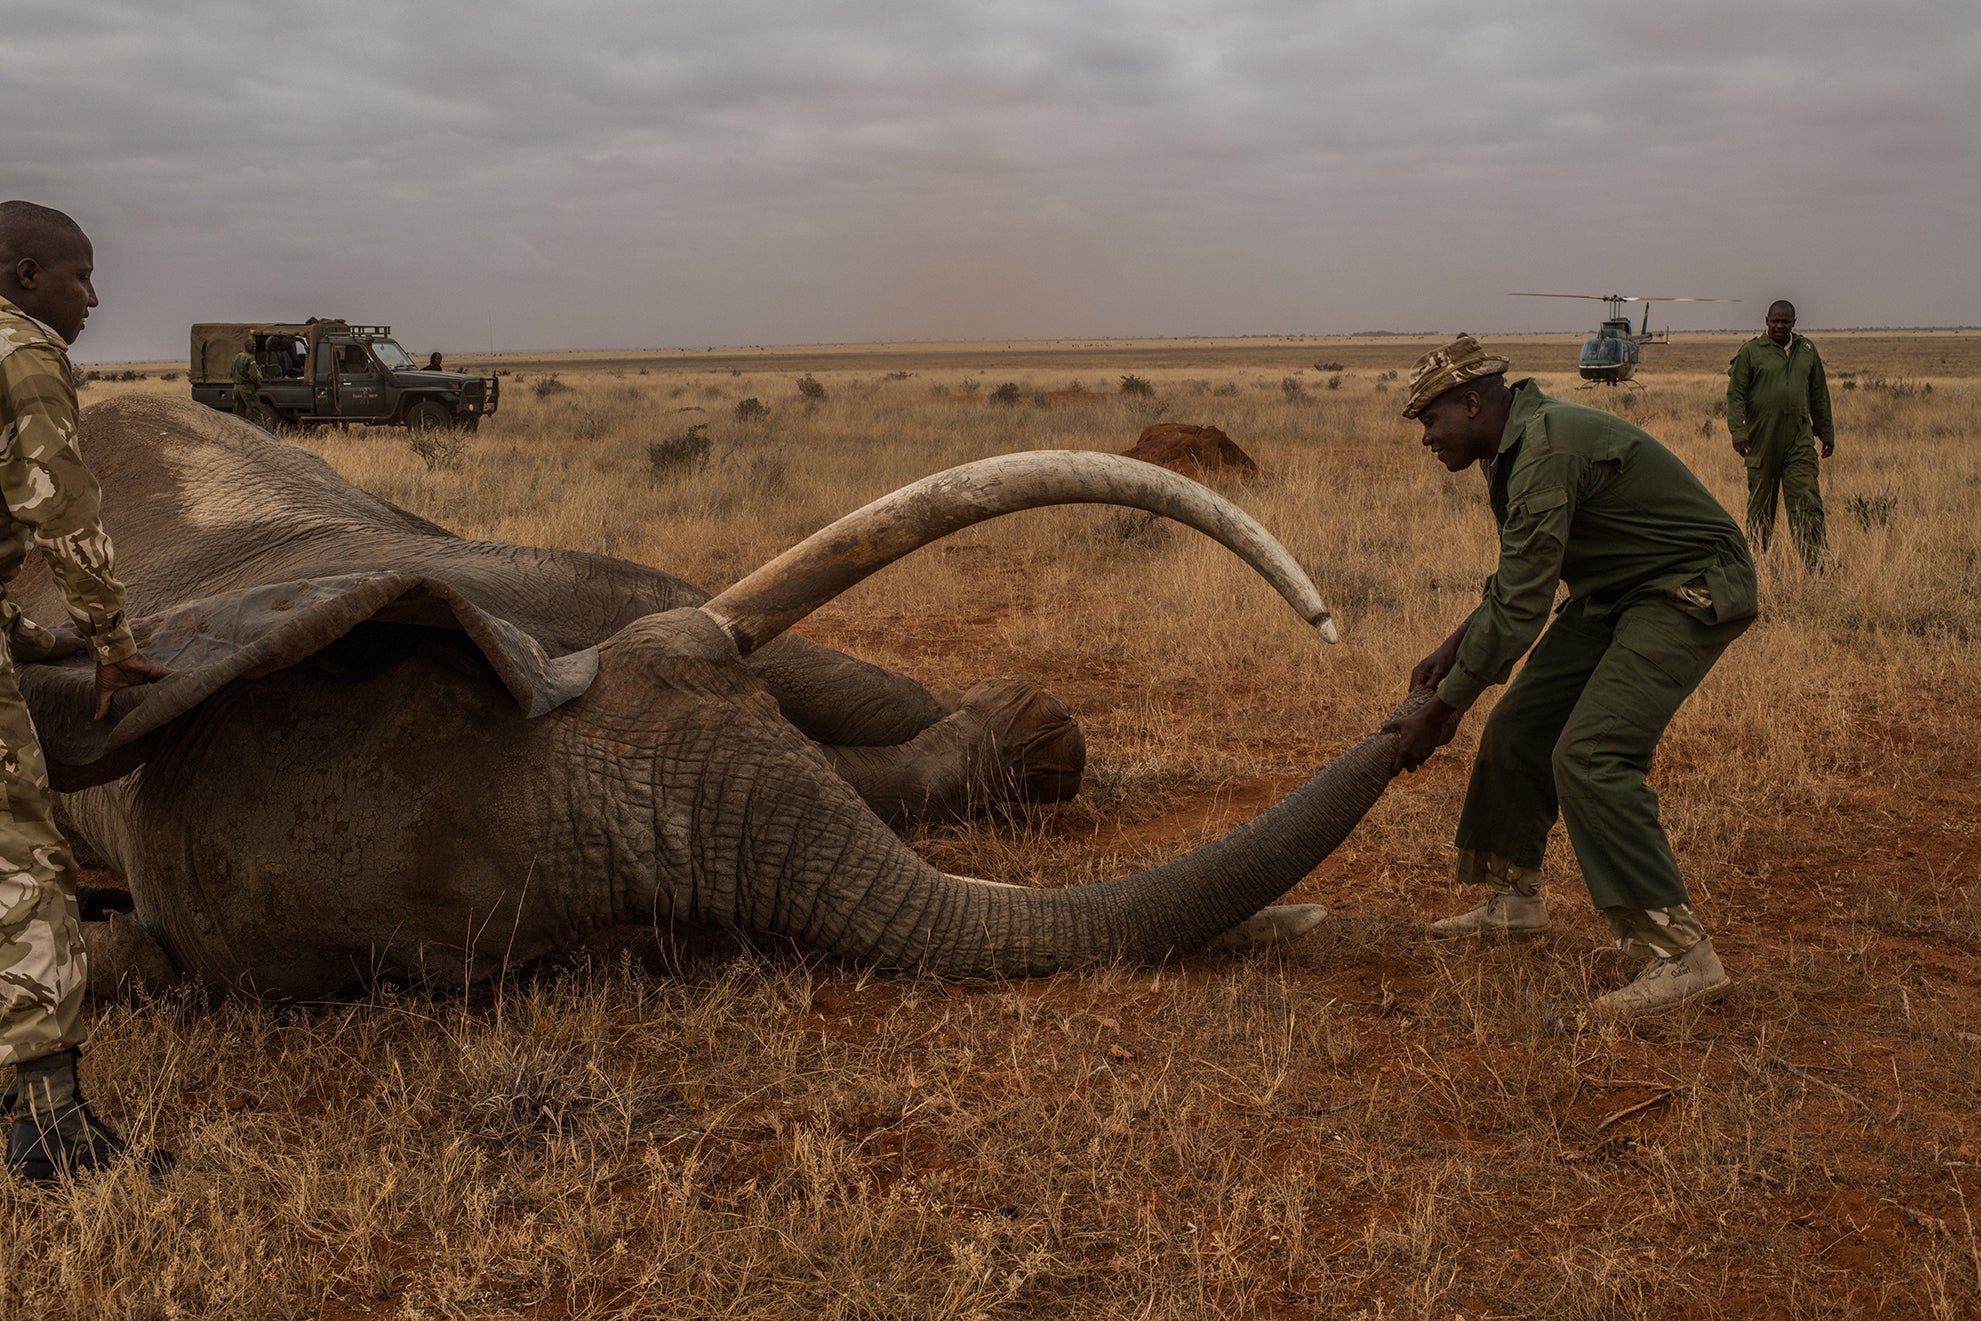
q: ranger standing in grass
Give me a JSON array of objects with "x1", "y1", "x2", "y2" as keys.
[
  {"x1": 1381, "y1": 336, "x2": 1756, "y2": 1021},
  {"x1": 1727, "y1": 300, "x2": 1834, "y2": 570},
  {"x1": 0, "y1": 201, "x2": 171, "y2": 1179},
  {"x1": 229, "y1": 335, "x2": 264, "y2": 426}
]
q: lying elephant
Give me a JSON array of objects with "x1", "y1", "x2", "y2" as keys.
[{"x1": 19, "y1": 396, "x2": 1403, "y2": 999}]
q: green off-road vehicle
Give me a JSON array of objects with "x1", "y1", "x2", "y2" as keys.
[{"x1": 190, "y1": 320, "x2": 499, "y2": 430}]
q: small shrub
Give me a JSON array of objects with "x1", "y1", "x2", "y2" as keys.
[
  {"x1": 1860, "y1": 374, "x2": 1931, "y2": 398},
  {"x1": 533, "y1": 374, "x2": 572, "y2": 397},
  {"x1": 647, "y1": 423, "x2": 712, "y2": 477},
  {"x1": 159, "y1": 371, "x2": 179, "y2": 382},
  {"x1": 796, "y1": 374, "x2": 827, "y2": 401},
  {"x1": 1092, "y1": 509, "x2": 1172, "y2": 549},
  {"x1": 1118, "y1": 374, "x2": 1155, "y2": 397},
  {"x1": 1031, "y1": 392, "x2": 1051, "y2": 409},
  {"x1": 1281, "y1": 377, "x2": 1305, "y2": 401},
  {"x1": 1377, "y1": 368, "x2": 1399, "y2": 382},
  {"x1": 734, "y1": 397, "x2": 769, "y2": 422},
  {"x1": 883, "y1": 370, "x2": 914, "y2": 381},
  {"x1": 960, "y1": 379, "x2": 981, "y2": 396},
  {"x1": 1313, "y1": 360, "x2": 1345, "y2": 372},
  {"x1": 1845, "y1": 491, "x2": 1898, "y2": 528},
  {"x1": 989, "y1": 382, "x2": 1022, "y2": 406},
  {"x1": 1212, "y1": 381, "x2": 1240, "y2": 397},
  {"x1": 407, "y1": 429, "x2": 469, "y2": 471},
  {"x1": 118, "y1": 370, "x2": 143, "y2": 382},
  {"x1": 1326, "y1": 373, "x2": 1344, "y2": 390}
]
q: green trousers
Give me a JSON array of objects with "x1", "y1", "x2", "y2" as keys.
[
  {"x1": 1453, "y1": 597, "x2": 1750, "y2": 912},
  {"x1": 1743, "y1": 428, "x2": 1825, "y2": 568},
  {"x1": 231, "y1": 385, "x2": 263, "y2": 427}
]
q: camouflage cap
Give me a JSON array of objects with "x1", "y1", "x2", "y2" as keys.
[{"x1": 1400, "y1": 335, "x2": 1512, "y2": 419}]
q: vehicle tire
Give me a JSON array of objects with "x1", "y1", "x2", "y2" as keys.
[{"x1": 405, "y1": 399, "x2": 452, "y2": 431}]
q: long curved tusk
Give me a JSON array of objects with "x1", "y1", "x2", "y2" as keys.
[{"x1": 699, "y1": 450, "x2": 1337, "y2": 655}]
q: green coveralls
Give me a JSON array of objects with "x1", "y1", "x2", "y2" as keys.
[
  {"x1": 1436, "y1": 381, "x2": 1757, "y2": 914},
  {"x1": 229, "y1": 349, "x2": 263, "y2": 426},
  {"x1": 1727, "y1": 332, "x2": 1833, "y2": 569}
]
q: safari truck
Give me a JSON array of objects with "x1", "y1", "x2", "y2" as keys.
[{"x1": 189, "y1": 320, "x2": 499, "y2": 430}]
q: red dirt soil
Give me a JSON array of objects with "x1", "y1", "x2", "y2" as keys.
[{"x1": 1120, "y1": 423, "x2": 1261, "y2": 478}]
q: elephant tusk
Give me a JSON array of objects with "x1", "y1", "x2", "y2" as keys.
[{"x1": 698, "y1": 450, "x2": 1338, "y2": 656}]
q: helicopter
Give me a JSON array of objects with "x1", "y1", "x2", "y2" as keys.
[{"x1": 1508, "y1": 292, "x2": 1737, "y2": 385}]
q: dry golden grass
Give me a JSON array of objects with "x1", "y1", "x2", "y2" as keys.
[{"x1": 10, "y1": 333, "x2": 1979, "y2": 1318}]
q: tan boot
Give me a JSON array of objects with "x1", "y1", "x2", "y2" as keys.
[
  {"x1": 1427, "y1": 892, "x2": 1549, "y2": 939},
  {"x1": 1587, "y1": 938, "x2": 1731, "y2": 1022}
]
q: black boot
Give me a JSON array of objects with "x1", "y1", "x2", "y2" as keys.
[{"x1": 5, "y1": 1049, "x2": 169, "y2": 1183}]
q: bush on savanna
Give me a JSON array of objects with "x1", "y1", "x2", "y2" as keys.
[
  {"x1": 1281, "y1": 377, "x2": 1305, "y2": 401},
  {"x1": 989, "y1": 382, "x2": 1023, "y2": 406},
  {"x1": 406, "y1": 428, "x2": 469, "y2": 472},
  {"x1": 160, "y1": 371, "x2": 179, "y2": 382},
  {"x1": 734, "y1": 397, "x2": 770, "y2": 422},
  {"x1": 1313, "y1": 360, "x2": 1345, "y2": 372},
  {"x1": 647, "y1": 423, "x2": 712, "y2": 477},
  {"x1": 796, "y1": 375, "x2": 827, "y2": 401},
  {"x1": 1327, "y1": 373, "x2": 1344, "y2": 390},
  {"x1": 533, "y1": 374, "x2": 573, "y2": 397},
  {"x1": 1846, "y1": 491, "x2": 1898, "y2": 528},
  {"x1": 1118, "y1": 374, "x2": 1155, "y2": 397}
]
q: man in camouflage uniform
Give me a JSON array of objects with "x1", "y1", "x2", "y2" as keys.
[
  {"x1": 229, "y1": 337, "x2": 264, "y2": 426},
  {"x1": 1382, "y1": 337, "x2": 1757, "y2": 1022},
  {"x1": 1727, "y1": 300, "x2": 1835, "y2": 570},
  {"x1": 0, "y1": 201, "x2": 171, "y2": 1180}
]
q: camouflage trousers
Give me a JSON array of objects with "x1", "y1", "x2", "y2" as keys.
[
  {"x1": 0, "y1": 631, "x2": 87, "y2": 1069},
  {"x1": 231, "y1": 385, "x2": 264, "y2": 427}
]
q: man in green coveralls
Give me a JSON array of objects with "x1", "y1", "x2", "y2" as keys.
[
  {"x1": 0, "y1": 201, "x2": 172, "y2": 1179},
  {"x1": 229, "y1": 336, "x2": 264, "y2": 426},
  {"x1": 1727, "y1": 300, "x2": 1834, "y2": 569},
  {"x1": 1381, "y1": 336, "x2": 1757, "y2": 1021}
]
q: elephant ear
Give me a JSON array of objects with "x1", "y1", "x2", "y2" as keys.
[{"x1": 22, "y1": 572, "x2": 599, "y2": 790}]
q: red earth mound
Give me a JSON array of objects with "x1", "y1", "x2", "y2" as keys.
[{"x1": 1120, "y1": 423, "x2": 1261, "y2": 479}]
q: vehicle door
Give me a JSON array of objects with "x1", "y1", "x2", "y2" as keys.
[{"x1": 329, "y1": 340, "x2": 391, "y2": 418}]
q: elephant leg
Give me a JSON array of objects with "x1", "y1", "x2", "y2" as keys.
[
  {"x1": 825, "y1": 680, "x2": 1085, "y2": 825},
  {"x1": 81, "y1": 910, "x2": 183, "y2": 1002},
  {"x1": 746, "y1": 633, "x2": 952, "y2": 746}
]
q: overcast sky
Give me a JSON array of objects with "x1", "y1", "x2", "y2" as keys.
[{"x1": 6, "y1": 0, "x2": 1975, "y2": 362}]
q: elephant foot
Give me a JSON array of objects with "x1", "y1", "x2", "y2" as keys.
[
  {"x1": 1199, "y1": 903, "x2": 1330, "y2": 953},
  {"x1": 81, "y1": 911, "x2": 184, "y2": 1002},
  {"x1": 825, "y1": 680, "x2": 1085, "y2": 826},
  {"x1": 955, "y1": 679, "x2": 1085, "y2": 807}
]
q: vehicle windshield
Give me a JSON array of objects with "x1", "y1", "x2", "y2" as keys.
[
  {"x1": 1579, "y1": 336, "x2": 1633, "y2": 367},
  {"x1": 368, "y1": 339, "x2": 415, "y2": 370}
]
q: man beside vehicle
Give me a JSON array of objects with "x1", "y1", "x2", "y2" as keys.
[
  {"x1": 230, "y1": 336, "x2": 263, "y2": 426},
  {"x1": 1381, "y1": 336, "x2": 1757, "y2": 1021},
  {"x1": 0, "y1": 200, "x2": 172, "y2": 1180}
]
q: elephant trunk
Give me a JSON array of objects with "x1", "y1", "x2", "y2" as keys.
[
  {"x1": 700, "y1": 451, "x2": 1338, "y2": 656},
  {"x1": 707, "y1": 691, "x2": 1421, "y2": 977}
]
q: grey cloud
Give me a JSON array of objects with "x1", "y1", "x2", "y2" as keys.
[{"x1": 1, "y1": 0, "x2": 1972, "y2": 360}]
